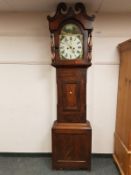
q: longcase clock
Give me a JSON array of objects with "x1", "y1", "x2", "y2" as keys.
[{"x1": 47, "y1": 3, "x2": 95, "y2": 170}]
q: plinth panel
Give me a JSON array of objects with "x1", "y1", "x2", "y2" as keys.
[{"x1": 52, "y1": 121, "x2": 92, "y2": 169}]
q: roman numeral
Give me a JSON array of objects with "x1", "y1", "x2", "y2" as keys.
[{"x1": 77, "y1": 42, "x2": 80, "y2": 45}]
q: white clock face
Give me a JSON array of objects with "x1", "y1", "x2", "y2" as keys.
[{"x1": 59, "y1": 35, "x2": 83, "y2": 60}]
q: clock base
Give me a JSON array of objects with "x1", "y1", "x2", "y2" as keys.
[{"x1": 52, "y1": 120, "x2": 92, "y2": 170}]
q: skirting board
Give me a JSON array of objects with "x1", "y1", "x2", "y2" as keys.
[{"x1": 0, "y1": 152, "x2": 112, "y2": 158}]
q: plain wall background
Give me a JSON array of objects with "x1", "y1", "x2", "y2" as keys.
[{"x1": 0, "y1": 12, "x2": 130, "y2": 153}]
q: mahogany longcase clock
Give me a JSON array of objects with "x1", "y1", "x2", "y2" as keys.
[{"x1": 47, "y1": 3, "x2": 95, "y2": 170}]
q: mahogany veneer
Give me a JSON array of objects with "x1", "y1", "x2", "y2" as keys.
[{"x1": 52, "y1": 120, "x2": 91, "y2": 170}]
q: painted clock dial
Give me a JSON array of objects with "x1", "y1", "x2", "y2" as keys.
[{"x1": 59, "y1": 24, "x2": 83, "y2": 60}]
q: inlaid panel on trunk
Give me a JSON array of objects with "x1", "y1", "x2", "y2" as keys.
[{"x1": 62, "y1": 81, "x2": 80, "y2": 111}]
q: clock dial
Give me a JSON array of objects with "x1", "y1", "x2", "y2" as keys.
[{"x1": 59, "y1": 35, "x2": 83, "y2": 60}]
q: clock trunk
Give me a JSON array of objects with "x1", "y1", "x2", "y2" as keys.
[{"x1": 57, "y1": 68, "x2": 86, "y2": 123}]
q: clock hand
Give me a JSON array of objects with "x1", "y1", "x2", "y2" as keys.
[{"x1": 66, "y1": 42, "x2": 72, "y2": 49}]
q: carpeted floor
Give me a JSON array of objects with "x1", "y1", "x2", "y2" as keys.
[{"x1": 0, "y1": 156, "x2": 120, "y2": 175}]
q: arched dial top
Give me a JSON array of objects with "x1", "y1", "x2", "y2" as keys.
[{"x1": 59, "y1": 24, "x2": 83, "y2": 60}]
